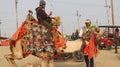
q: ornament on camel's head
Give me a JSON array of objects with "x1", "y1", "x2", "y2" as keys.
[
  {"x1": 56, "y1": 16, "x2": 61, "y2": 21},
  {"x1": 51, "y1": 16, "x2": 61, "y2": 26}
]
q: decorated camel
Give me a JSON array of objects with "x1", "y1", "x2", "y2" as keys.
[{"x1": 4, "y1": 12, "x2": 66, "y2": 67}]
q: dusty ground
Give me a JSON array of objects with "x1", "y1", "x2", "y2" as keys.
[
  {"x1": 54, "y1": 47, "x2": 120, "y2": 67},
  {"x1": 0, "y1": 46, "x2": 120, "y2": 67}
]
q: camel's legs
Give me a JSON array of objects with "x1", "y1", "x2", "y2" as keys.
[
  {"x1": 4, "y1": 54, "x2": 18, "y2": 67},
  {"x1": 41, "y1": 59, "x2": 47, "y2": 67},
  {"x1": 41, "y1": 59, "x2": 54, "y2": 67},
  {"x1": 49, "y1": 59, "x2": 54, "y2": 67}
]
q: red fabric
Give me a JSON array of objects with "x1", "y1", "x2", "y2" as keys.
[
  {"x1": 83, "y1": 45, "x2": 89, "y2": 55},
  {"x1": 88, "y1": 32, "x2": 95, "y2": 59}
]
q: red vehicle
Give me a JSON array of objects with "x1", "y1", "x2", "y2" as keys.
[
  {"x1": 0, "y1": 39, "x2": 10, "y2": 46},
  {"x1": 98, "y1": 25, "x2": 120, "y2": 50},
  {"x1": 98, "y1": 37, "x2": 114, "y2": 49}
]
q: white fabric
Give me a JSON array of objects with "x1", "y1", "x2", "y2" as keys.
[{"x1": 79, "y1": 28, "x2": 83, "y2": 37}]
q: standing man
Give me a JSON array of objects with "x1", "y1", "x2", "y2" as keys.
[
  {"x1": 74, "y1": 29, "x2": 80, "y2": 40},
  {"x1": 82, "y1": 19, "x2": 94, "y2": 67},
  {"x1": 81, "y1": 19, "x2": 98, "y2": 67},
  {"x1": 114, "y1": 28, "x2": 119, "y2": 53}
]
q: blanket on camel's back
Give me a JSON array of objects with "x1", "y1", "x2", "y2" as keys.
[{"x1": 10, "y1": 15, "x2": 66, "y2": 59}]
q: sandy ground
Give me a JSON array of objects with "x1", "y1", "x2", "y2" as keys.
[{"x1": 0, "y1": 46, "x2": 120, "y2": 67}]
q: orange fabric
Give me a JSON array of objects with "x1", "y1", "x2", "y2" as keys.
[
  {"x1": 60, "y1": 36, "x2": 67, "y2": 49},
  {"x1": 11, "y1": 21, "x2": 28, "y2": 41},
  {"x1": 52, "y1": 31, "x2": 66, "y2": 50},
  {"x1": 88, "y1": 32, "x2": 95, "y2": 59}
]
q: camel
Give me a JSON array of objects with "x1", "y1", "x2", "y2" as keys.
[{"x1": 4, "y1": 14, "x2": 66, "y2": 67}]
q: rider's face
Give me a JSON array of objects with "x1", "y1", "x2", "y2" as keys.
[{"x1": 42, "y1": 4, "x2": 46, "y2": 8}]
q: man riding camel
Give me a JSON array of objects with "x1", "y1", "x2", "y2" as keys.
[{"x1": 36, "y1": 0, "x2": 53, "y2": 39}]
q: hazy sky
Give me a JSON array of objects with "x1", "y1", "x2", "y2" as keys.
[{"x1": 0, "y1": 0, "x2": 120, "y2": 37}]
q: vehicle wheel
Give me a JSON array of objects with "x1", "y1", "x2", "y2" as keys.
[
  {"x1": 64, "y1": 53, "x2": 73, "y2": 60},
  {"x1": 54, "y1": 53, "x2": 72, "y2": 61},
  {"x1": 99, "y1": 44, "x2": 104, "y2": 50},
  {"x1": 73, "y1": 51, "x2": 84, "y2": 62}
]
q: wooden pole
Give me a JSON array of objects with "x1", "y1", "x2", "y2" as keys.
[
  {"x1": 15, "y1": 0, "x2": 18, "y2": 30},
  {"x1": 111, "y1": 0, "x2": 115, "y2": 32},
  {"x1": 76, "y1": 10, "x2": 81, "y2": 31},
  {"x1": 105, "y1": 0, "x2": 110, "y2": 25}
]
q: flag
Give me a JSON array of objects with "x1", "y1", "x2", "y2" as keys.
[{"x1": 88, "y1": 32, "x2": 95, "y2": 59}]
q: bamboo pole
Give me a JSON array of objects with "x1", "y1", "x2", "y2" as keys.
[
  {"x1": 105, "y1": 0, "x2": 110, "y2": 25},
  {"x1": 76, "y1": 10, "x2": 81, "y2": 31},
  {"x1": 15, "y1": 0, "x2": 18, "y2": 30},
  {"x1": 111, "y1": 0, "x2": 115, "y2": 32}
]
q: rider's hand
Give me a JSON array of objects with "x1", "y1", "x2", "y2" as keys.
[{"x1": 49, "y1": 11, "x2": 52, "y2": 17}]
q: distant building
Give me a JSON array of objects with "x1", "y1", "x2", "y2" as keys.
[{"x1": 0, "y1": 36, "x2": 8, "y2": 40}]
